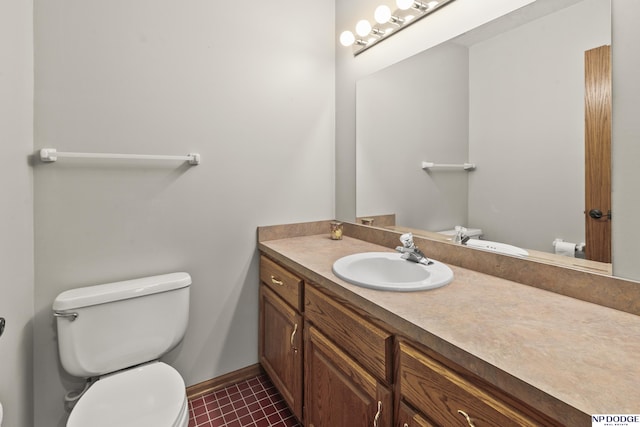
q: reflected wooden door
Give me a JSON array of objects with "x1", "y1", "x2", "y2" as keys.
[{"x1": 584, "y1": 45, "x2": 611, "y2": 263}]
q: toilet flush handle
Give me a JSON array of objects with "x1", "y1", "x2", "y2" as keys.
[{"x1": 53, "y1": 311, "x2": 78, "y2": 321}]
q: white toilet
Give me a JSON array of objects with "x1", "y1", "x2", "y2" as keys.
[{"x1": 53, "y1": 272, "x2": 192, "y2": 427}]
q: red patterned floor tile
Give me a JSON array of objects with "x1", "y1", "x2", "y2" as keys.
[{"x1": 188, "y1": 374, "x2": 301, "y2": 427}]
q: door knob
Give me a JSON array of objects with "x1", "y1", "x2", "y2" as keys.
[
  {"x1": 588, "y1": 209, "x2": 611, "y2": 220},
  {"x1": 589, "y1": 209, "x2": 603, "y2": 219},
  {"x1": 0, "y1": 317, "x2": 5, "y2": 337}
]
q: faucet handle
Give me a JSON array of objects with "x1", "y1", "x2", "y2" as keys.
[
  {"x1": 399, "y1": 233, "x2": 415, "y2": 249},
  {"x1": 454, "y1": 225, "x2": 468, "y2": 234}
]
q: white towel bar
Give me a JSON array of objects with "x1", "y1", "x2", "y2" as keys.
[
  {"x1": 421, "y1": 161, "x2": 475, "y2": 171},
  {"x1": 40, "y1": 148, "x2": 200, "y2": 165}
]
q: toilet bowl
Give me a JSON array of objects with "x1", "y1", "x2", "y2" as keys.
[
  {"x1": 67, "y1": 362, "x2": 188, "y2": 427},
  {"x1": 53, "y1": 272, "x2": 191, "y2": 427}
]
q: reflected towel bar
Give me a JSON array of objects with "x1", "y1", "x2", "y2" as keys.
[
  {"x1": 421, "y1": 161, "x2": 475, "y2": 171},
  {"x1": 40, "y1": 148, "x2": 200, "y2": 165}
]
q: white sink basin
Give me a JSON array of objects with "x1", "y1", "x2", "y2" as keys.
[{"x1": 332, "y1": 252, "x2": 453, "y2": 291}]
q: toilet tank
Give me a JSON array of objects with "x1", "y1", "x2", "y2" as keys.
[{"x1": 53, "y1": 272, "x2": 191, "y2": 378}]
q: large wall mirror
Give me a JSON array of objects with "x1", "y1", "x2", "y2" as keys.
[{"x1": 356, "y1": 0, "x2": 613, "y2": 273}]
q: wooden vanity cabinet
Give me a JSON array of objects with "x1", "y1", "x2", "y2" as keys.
[
  {"x1": 304, "y1": 325, "x2": 392, "y2": 427},
  {"x1": 304, "y1": 283, "x2": 393, "y2": 426},
  {"x1": 397, "y1": 340, "x2": 559, "y2": 427},
  {"x1": 259, "y1": 254, "x2": 561, "y2": 427},
  {"x1": 304, "y1": 284, "x2": 394, "y2": 384},
  {"x1": 259, "y1": 256, "x2": 303, "y2": 421}
]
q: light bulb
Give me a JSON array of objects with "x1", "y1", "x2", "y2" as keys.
[
  {"x1": 396, "y1": 0, "x2": 414, "y2": 10},
  {"x1": 374, "y1": 5, "x2": 392, "y2": 24},
  {"x1": 339, "y1": 30, "x2": 355, "y2": 47},
  {"x1": 355, "y1": 19, "x2": 372, "y2": 37}
]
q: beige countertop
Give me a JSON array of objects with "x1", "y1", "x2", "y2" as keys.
[{"x1": 259, "y1": 233, "x2": 640, "y2": 426}]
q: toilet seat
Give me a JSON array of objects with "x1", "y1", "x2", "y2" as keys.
[{"x1": 67, "y1": 362, "x2": 188, "y2": 427}]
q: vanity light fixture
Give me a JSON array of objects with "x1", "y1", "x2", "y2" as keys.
[
  {"x1": 397, "y1": 0, "x2": 439, "y2": 11},
  {"x1": 340, "y1": 0, "x2": 455, "y2": 55},
  {"x1": 396, "y1": 0, "x2": 416, "y2": 10},
  {"x1": 375, "y1": 5, "x2": 392, "y2": 23},
  {"x1": 355, "y1": 19, "x2": 373, "y2": 37}
]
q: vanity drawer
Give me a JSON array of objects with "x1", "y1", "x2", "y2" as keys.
[
  {"x1": 399, "y1": 341, "x2": 544, "y2": 427},
  {"x1": 304, "y1": 284, "x2": 393, "y2": 383},
  {"x1": 260, "y1": 256, "x2": 303, "y2": 311}
]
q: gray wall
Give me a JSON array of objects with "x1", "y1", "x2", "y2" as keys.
[
  {"x1": 33, "y1": 1, "x2": 335, "y2": 425},
  {"x1": 467, "y1": 0, "x2": 610, "y2": 251},
  {"x1": 612, "y1": 0, "x2": 640, "y2": 280},
  {"x1": 0, "y1": 1, "x2": 34, "y2": 427},
  {"x1": 356, "y1": 43, "x2": 470, "y2": 231}
]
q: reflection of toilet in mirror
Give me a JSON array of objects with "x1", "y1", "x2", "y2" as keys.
[
  {"x1": 438, "y1": 227, "x2": 483, "y2": 242},
  {"x1": 440, "y1": 226, "x2": 530, "y2": 257},
  {"x1": 52, "y1": 272, "x2": 191, "y2": 427}
]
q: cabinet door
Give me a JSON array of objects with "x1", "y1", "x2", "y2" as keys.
[
  {"x1": 396, "y1": 402, "x2": 436, "y2": 427},
  {"x1": 259, "y1": 285, "x2": 303, "y2": 420},
  {"x1": 304, "y1": 325, "x2": 391, "y2": 427}
]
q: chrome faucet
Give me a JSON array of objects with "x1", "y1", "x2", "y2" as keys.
[
  {"x1": 395, "y1": 233, "x2": 433, "y2": 265},
  {"x1": 453, "y1": 226, "x2": 471, "y2": 245}
]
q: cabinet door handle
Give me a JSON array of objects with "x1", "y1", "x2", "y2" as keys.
[
  {"x1": 373, "y1": 401, "x2": 382, "y2": 427},
  {"x1": 270, "y1": 275, "x2": 284, "y2": 286},
  {"x1": 403, "y1": 424, "x2": 409, "y2": 427},
  {"x1": 457, "y1": 410, "x2": 476, "y2": 427},
  {"x1": 290, "y1": 323, "x2": 298, "y2": 353}
]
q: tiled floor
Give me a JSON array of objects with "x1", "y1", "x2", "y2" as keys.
[{"x1": 188, "y1": 374, "x2": 301, "y2": 427}]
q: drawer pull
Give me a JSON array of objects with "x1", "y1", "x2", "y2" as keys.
[
  {"x1": 403, "y1": 424, "x2": 409, "y2": 427},
  {"x1": 373, "y1": 401, "x2": 382, "y2": 427},
  {"x1": 290, "y1": 323, "x2": 299, "y2": 353},
  {"x1": 457, "y1": 410, "x2": 476, "y2": 427},
  {"x1": 270, "y1": 275, "x2": 284, "y2": 286}
]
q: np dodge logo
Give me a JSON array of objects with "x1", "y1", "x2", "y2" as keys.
[{"x1": 592, "y1": 415, "x2": 640, "y2": 426}]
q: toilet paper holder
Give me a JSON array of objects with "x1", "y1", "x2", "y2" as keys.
[{"x1": 553, "y1": 239, "x2": 585, "y2": 253}]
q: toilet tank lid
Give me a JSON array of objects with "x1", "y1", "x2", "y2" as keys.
[{"x1": 53, "y1": 272, "x2": 191, "y2": 311}]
